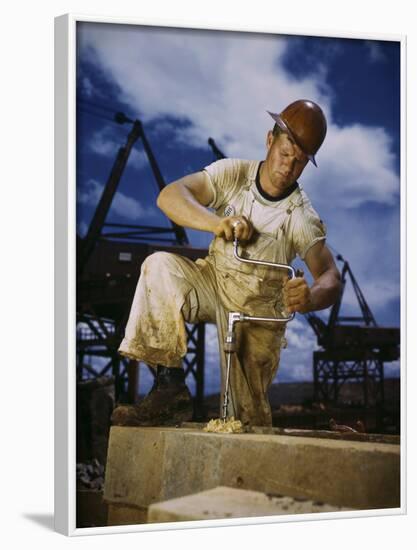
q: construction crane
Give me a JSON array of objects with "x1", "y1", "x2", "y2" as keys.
[
  {"x1": 76, "y1": 111, "x2": 207, "y2": 412},
  {"x1": 306, "y1": 254, "x2": 400, "y2": 408}
]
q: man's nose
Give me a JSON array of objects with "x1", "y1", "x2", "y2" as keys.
[{"x1": 283, "y1": 156, "x2": 296, "y2": 174}]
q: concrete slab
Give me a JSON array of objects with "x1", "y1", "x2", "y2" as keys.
[
  {"x1": 104, "y1": 426, "x2": 400, "y2": 513},
  {"x1": 104, "y1": 426, "x2": 172, "y2": 507},
  {"x1": 147, "y1": 486, "x2": 350, "y2": 523},
  {"x1": 182, "y1": 422, "x2": 401, "y2": 445}
]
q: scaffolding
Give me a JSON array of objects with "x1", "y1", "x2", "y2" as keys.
[
  {"x1": 307, "y1": 255, "x2": 400, "y2": 408},
  {"x1": 76, "y1": 113, "x2": 209, "y2": 416}
]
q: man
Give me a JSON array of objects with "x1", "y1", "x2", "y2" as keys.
[{"x1": 112, "y1": 99, "x2": 341, "y2": 428}]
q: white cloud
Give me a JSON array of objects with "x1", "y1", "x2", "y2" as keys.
[
  {"x1": 303, "y1": 124, "x2": 398, "y2": 208},
  {"x1": 317, "y1": 202, "x2": 401, "y2": 318},
  {"x1": 77, "y1": 24, "x2": 330, "y2": 158},
  {"x1": 340, "y1": 278, "x2": 400, "y2": 315},
  {"x1": 77, "y1": 178, "x2": 157, "y2": 221},
  {"x1": 78, "y1": 24, "x2": 398, "y2": 212},
  {"x1": 89, "y1": 128, "x2": 148, "y2": 171},
  {"x1": 77, "y1": 178, "x2": 103, "y2": 205},
  {"x1": 285, "y1": 316, "x2": 317, "y2": 350},
  {"x1": 277, "y1": 317, "x2": 318, "y2": 381}
]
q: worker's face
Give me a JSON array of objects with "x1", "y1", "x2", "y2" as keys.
[{"x1": 264, "y1": 131, "x2": 309, "y2": 190}]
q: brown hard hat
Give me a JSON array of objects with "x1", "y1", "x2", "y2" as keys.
[{"x1": 267, "y1": 100, "x2": 327, "y2": 167}]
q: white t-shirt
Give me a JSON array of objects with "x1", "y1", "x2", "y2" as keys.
[{"x1": 203, "y1": 158, "x2": 326, "y2": 263}]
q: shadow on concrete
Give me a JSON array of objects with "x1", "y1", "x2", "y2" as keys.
[{"x1": 23, "y1": 513, "x2": 54, "y2": 531}]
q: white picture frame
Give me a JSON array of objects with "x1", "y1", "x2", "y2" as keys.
[{"x1": 54, "y1": 13, "x2": 406, "y2": 536}]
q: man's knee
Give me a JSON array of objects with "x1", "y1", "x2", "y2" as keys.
[{"x1": 141, "y1": 251, "x2": 178, "y2": 277}]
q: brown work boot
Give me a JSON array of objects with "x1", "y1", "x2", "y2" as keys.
[{"x1": 111, "y1": 366, "x2": 193, "y2": 427}]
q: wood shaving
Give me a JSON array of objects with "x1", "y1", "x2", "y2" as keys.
[{"x1": 203, "y1": 417, "x2": 244, "y2": 433}]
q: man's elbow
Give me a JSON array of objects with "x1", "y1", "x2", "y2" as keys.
[{"x1": 156, "y1": 186, "x2": 170, "y2": 212}]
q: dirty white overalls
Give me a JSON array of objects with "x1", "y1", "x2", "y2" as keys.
[{"x1": 118, "y1": 159, "x2": 326, "y2": 426}]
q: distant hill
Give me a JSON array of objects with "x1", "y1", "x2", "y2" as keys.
[
  {"x1": 204, "y1": 377, "x2": 400, "y2": 408},
  {"x1": 267, "y1": 378, "x2": 400, "y2": 407}
]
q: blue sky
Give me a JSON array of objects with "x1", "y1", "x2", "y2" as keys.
[{"x1": 76, "y1": 22, "x2": 401, "y2": 394}]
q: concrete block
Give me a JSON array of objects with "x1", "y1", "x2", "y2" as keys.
[
  {"x1": 104, "y1": 426, "x2": 169, "y2": 507},
  {"x1": 148, "y1": 486, "x2": 349, "y2": 523},
  {"x1": 104, "y1": 426, "x2": 197, "y2": 508},
  {"x1": 160, "y1": 430, "x2": 400, "y2": 510},
  {"x1": 104, "y1": 427, "x2": 400, "y2": 513}
]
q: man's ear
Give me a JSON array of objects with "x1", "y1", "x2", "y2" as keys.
[{"x1": 266, "y1": 130, "x2": 274, "y2": 150}]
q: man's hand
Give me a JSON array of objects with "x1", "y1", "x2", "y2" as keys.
[
  {"x1": 283, "y1": 275, "x2": 313, "y2": 314},
  {"x1": 214, "y1": 215, "x2": 254, "y2": 241}
]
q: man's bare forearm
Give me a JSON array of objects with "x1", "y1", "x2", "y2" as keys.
[
  {"x1": 157, "y1": 172, "x2": 254, "y2": 241},
  {"x1": 157, "y1": 182, "x2": 220, "y2": 233},
  {"x1": 308, "y1": 269, "x2": 341, "y2": 312}
]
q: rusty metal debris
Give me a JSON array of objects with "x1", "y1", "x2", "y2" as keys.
[
  {"x1": 329, "y1": 418, "x2": 366, "y2": 433},
  {"x1": 76, "y1": 459, "x2": 105, "y2": 491}
]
